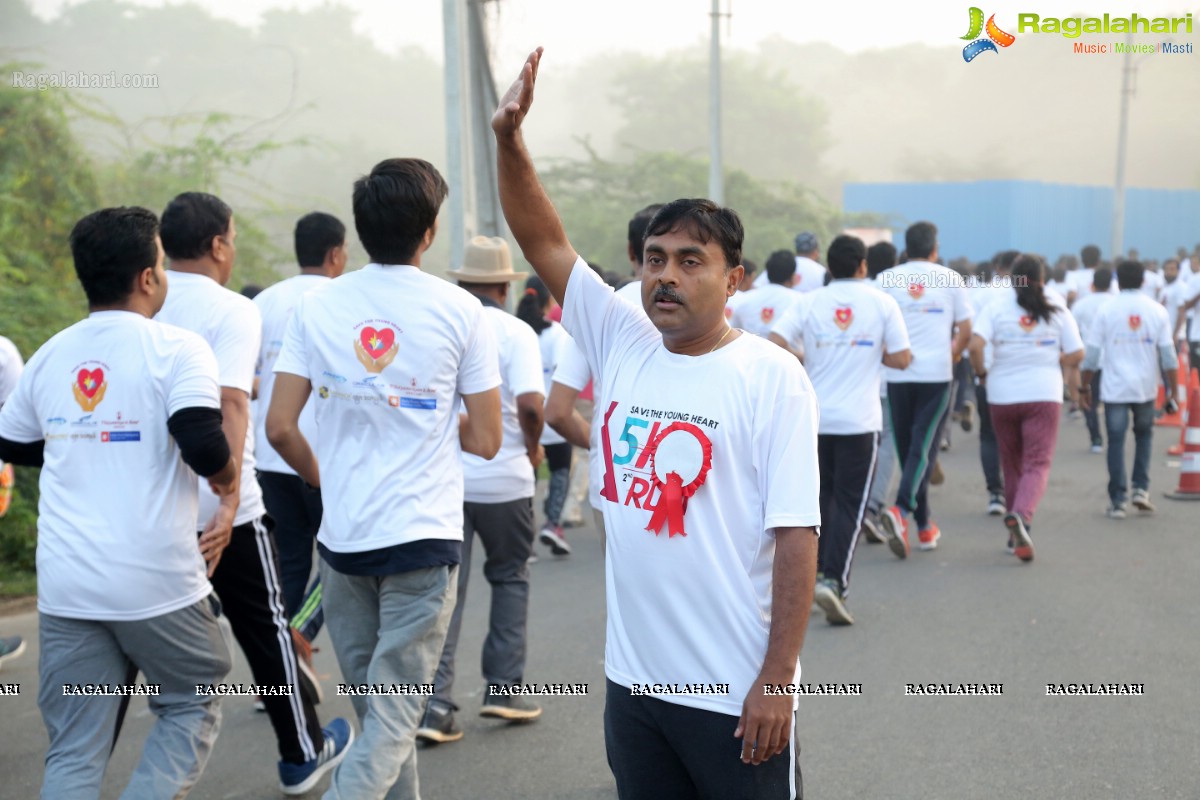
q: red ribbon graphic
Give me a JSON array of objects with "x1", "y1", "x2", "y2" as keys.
[{"x1": 645, "y1": 422, "x2": 713, "y2": 538}]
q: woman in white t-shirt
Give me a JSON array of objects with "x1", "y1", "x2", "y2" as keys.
[
  {"x1": 516, "y1": 275, "x2": 574, "y2": 554},
  {"x1": 969, "y1": 254, "x2": 1084, "y2": 563}
]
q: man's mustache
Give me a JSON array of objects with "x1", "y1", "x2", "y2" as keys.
[{"x1": 652, "y1": 286, "x2": 685, "y2": 305}]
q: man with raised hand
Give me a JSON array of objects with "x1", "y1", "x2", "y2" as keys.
[
  {"x1": 494, "y1": 48, "x2": 820, "y2": 799},
  {"x1": 0, "y1": 206, "x2": 236, "y2": 798},
  {"x1": 267, "y1": 158, "x2": 502, "y2": 800}
]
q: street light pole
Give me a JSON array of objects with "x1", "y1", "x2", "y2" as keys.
[
  {"x1": 708, "y1": 0, "x2": 724, "y2": 205},
  {"x1": 1112, "y1": 34, "x2": 1132, "y2": 260}
]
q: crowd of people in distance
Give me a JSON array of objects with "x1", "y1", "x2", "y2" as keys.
[{"x1": 1, "y1": 46, "x2": 1198, "y2": 800}]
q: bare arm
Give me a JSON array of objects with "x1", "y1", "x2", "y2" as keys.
[
  {"x1": 951, "y1": 319, "x2": 973, "y2": 363},
  {"x1": 545, "y1": 382, "x2": 590, "y2": 449},
  {"x1": 493, "y1": 48, "x2": 578, "y2": 306},
  {"x1": 265, "y1": 373, "x2": 319, "y2": 487},
  {"x1": 882, "y1": 348, "x2": 912, "y2": 370},
  {"x1": 460, "y1": 388, "x2": 503, "y2": 460},
  {"x1": 766, "y1": 332, "x2": 804, "y2": 363},
  {"x1": 736, "y1": 526, "x2": 817, "y2": 766},
  {"x1": 968, "y1": 334, "x2": 987, "y2": 381},
  {"x1": 516, "y1": 391, "x2": 545, "y2": 469}
]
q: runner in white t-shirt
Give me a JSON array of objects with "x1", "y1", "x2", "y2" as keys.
[
  {"x1": 770, "y1": 235, "x2": 911, "y2": 626},
  {"x1": 495, "y1": 50, "x2": 819, "y2": 798},
  {"x1": 156, "y1": 192, "x2": 348, "y2": 791},
  {"x1": 266, "y1": 158, "x2": 502, "y2": 799},
  {"x1": 253, "y1": 212, "x2": 347, "y2": 657},
  {"x1": 874, "y1": 222, "x2": 973, "y2": 556},
  {"x1": 0, "y1": 335, "x2": 23, "y2": 521},
  {"x1": 969, "y1": 255, "x2": 1084, "y2": 562},
  {"x1": 0, "y1": 207, "x2": 236, "y2": 798},
  {"x1": 1080, "y1": 260, "x2": 1178, "y2": 518},
  {"x1": 1070, "y1": 267, "x2": 1115, "y2": 452},
  {"x1": 732, "y1": 250, "x2": 802, "y2": 338},
  {"x1": 420, "y1": 237, "x2": 547, "y2": 742},
  {"x1": 1066, "y1": 244, "x2": 1115, "y2": 306}
]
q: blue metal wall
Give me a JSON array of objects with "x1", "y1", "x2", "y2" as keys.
[{"x1": 844, "y1": 180, "x2": 1200, "y2": 262}]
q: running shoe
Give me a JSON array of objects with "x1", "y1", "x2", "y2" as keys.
[
  {"x1": 279, "y1": 718, "x2": 354, "y2": 796},
  {"x1": 861, "y1": 512, "x2": 885, "y2": 544},
  {"x1": 1105, "y1": 503, "x2": 1127, "y2": 520},
  {"x1": 879, "y1": 506, "x2": 909, "y2": 559},
  {"x1": 480, "y1": 688, "x2": 542, "y2": 722},
  {"x1": 0, "y1": 635, "x2": 25, "y2": 671},
  {"x1": 1090, "y1": 443, "x2": 1104, "y2": 454},
  {"x1": 987, "y1": 493, "x2": 1005, "y2": 516},
  {"x1": 960, "y1": 401, "x2": 975, "y2": 433},
  {"x1": 538, "y1": 523, "x2": 572, "y2": 556},
  {"x1": 813, "y1": 578, "x2": 854, "y2": 626},
  {"x1": 416, "y1": 702, "x2": 464, "y2": 744},
  {"x1": 1004, "y1": 514, "x2": 1034, "y2": 562},
  {"x1": 917, "y1": 523, "x2": 941, "y2": 551},
  {"x1": 291, "y1": 626, "x2": 323, "y2": 705},
  {"x1": 1131, "y1": 489, "x2": 1155, "y2": 513}
]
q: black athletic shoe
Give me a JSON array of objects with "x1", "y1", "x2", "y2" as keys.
[
  {"x1": 416, "y1": 702, "x2": 464, "y2": 744},
  {"x1": 480, "y1": 688, "x2": 542, "y2": 722}
]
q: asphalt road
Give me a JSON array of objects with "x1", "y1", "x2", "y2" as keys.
[{"x1": 1, "y1": 411, "x2": 1198, "y2": 799}]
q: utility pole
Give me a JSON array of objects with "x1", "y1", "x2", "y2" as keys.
[
  {"x1": 443, "y1": 0, "x2": 471, "y2": 270},
  {"x1": 708, "y1": 0, "x2": 724, "y2": 205},
  {"x1": 1112, "y1": 33, "x2": 1132, "y2": 260}
]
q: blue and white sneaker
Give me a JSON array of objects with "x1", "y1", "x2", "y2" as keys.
[{"x1": 279, "y1": 718, "x2": 354, "y2": 796}]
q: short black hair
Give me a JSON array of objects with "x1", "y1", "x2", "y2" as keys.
[
  {"x1": 827, "y1": 235, "x2": 867, "y2": 279},
  {"x1": 628, "y1": 204, "x2": 664, "y2": 266},
  {"x1": 866, "y1": 241, "x2": 897, "y2": 279},
  {"x1": 160, "y1": 192, "x2": 232, "y2": 261},
  {"x1": 1092, "y1": 267, "x2": 1113, "y2": 291},
  {"x1": 644, "y1": 199, "x2": 743, "y2": 270},
  {"x1": 1080, "y1": 244, "x2": 1101, "y2": 268},
  {"x1": 994, "y1": 249, "x2": 1020, "y2": 273},
  {"x1": 70, "y1": 207, "x2": 160, "y2": 307},
  {"x1": 295, "y1": 212, "x2": 346, "y2": 268},
  {"x1": 765, "y1": 250, "x2": 796, "y2": 284},
  {"x1": 353, "y1": 158, "x2": 447, "y2": 265},
  {"x1": 1116, "y1": 259, "x2": 1144, "y2": 290},
  {"x1": 905, "y1": 221, "x2": 938, "y2": 260}
]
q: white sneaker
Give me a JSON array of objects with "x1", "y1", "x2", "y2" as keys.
[
  {"x1": 1105, "y1": 504, "x2": 1127, "y2": 520},
  {"x1": 986, "y1": 494, "x2": 1005, "y2": 516},
  {"x1": 1131, "y1": 489, "x2": 1155, "y2": 513},
  {"x1": 1090, "y1": 444, "x2": 1104, "y2": 454}
]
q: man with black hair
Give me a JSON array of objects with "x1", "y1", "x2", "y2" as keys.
[
  {"x1": 875, "y1": 221, "x2": 972, "y2": 556},
  {"x1": 969, "y1": 250, "x2": 1019, "y2": 514},
  {"x1": 861, "y1": 241, "x2": 900, "y2": 543},
  {"x1": 0, "y1": 206, "x2": 237, "y2": 798},
  {"x1": 495, "y1": 49, "x2": 819, "y2": 800},
  {"x1": 1067, "y1": 244, "x2": 1113, "y2": 306},
  {"x1": 733, "y1": 249, "x2": 802, "y2": 338},
  {"x1": 1071, "y1": 268, "x2": 1115, "y2": 453},
  {"x1": 156, "y1": 192, "x2": 351, "y2": 796},
  {"x1": 267, "y1": 158, "x2": 502, "y2": 799},
  {"x1": 1081, "y1": 260, "x2": 1177, "y2": 518},
  {"x1": 769, "y1": 235, "x2": 910, "y2": 625},
  {"x1": 253, "y1": 212, "x2": 348, "y2": 676}
]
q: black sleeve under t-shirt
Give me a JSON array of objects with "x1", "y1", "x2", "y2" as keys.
[{"x1": 167, "y1": 407, "x2": 230, "y2": 477}]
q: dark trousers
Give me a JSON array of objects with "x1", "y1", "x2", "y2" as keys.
[
  {"x1": 543, "y1": 442, "x2": 573, "y2": 526},
  {"x1": 1082, "y1": 370, "x2": 1104, "y2": 446},
  {"x1": 888, "y1": 382, "x2": 953, "y2": 529},
  {"x1": 976, "y1": 383, "x2": 1004, "y2": 494},
  {"x1": 1104, "y1": 400, "x2": 1156, "y2": 505},
  {"x1": 604, "y1": 679, "x2": 802, "y2": 800},
  {"x1": 432, "y1": 497, "x2": 535, "y2": 707},
  {"x1": 209, "y1": 517, "x2": 324, "y2": 764},
  {"x1": 817, "y1": 432, "x2": 878, "y2": 596},
  {"x1": 257, "y1": 470, "x2": 323, "y2": 619}
]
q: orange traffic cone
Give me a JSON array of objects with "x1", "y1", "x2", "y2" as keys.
[
  {"x1": 1156, "y1": 349, "x2": 1189, "y2": 428},
  {"x1": 1168, "y1": 366, "x2": 1199, "y2": 457},
  {"x1": 1165, "y1": 370, "x2": 1200, "y2": 501}
]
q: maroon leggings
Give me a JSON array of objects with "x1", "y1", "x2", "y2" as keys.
[{"x1": 989, "y1": 401, "x2": 1061, "y2": 525}]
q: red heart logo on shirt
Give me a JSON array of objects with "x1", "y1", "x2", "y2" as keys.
[
  {"x1": 77, "y1": 368, "x2": 103, "y2": 398},
  {"x1": 360, "y1": 327, "x2": 395, "y2": 359},
  {"x1": 1128, "y1": 315, "x2": 1141, "y2": 331},
  {"x1": 834, "y1": 307, "x2": 853, "y2": 330},
  {"x1": 1019, "y1": 315, "x2": 1036, "y2": 332},
  {"x1": 760, "y1": 307, "x2": 775, "y2": 324},
  {"x1": 908, "y1": 283, "x2": 925, "y2": 300}
]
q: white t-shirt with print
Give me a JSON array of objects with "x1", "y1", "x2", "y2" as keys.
[
  {"x1": 0, "y1": 312, "x2": 220, "y2": 621},
  {"x1": 253, "y1": 274, "x2": 329, "y2": 475},
  {"x1": 783, "y1": 280, "x2": 909, "y2": 434},
  {"x1": 0, "y1": 335, "x2": 23, "y2": 407},
  {"x1": 462, "y1": 305, "x2": 544, "y2": 504},
  {"x1": 1140, "y1": 269, "x2": 1165, "y2": 301},
  {"x1": 550, "y1": 280, "x2": 643, "y2": 510},
  {"x1": 1185, "y1": 272, "x2": 1200, "y2": 342},
  {"x1": 563, "y1": 258, "x2": 821, "y2": 717},
  {"x1": 730, "y1": 282, "x2": 801, "y2": 339},
  {"x1": 1069, "y1": 290, "x2": 1113, "y2": 344},
  {"x1": 537, "y1": 321, "x2": 572, "y2": 446},
  {"x1": 877, "y1": 261, "x2": 972, "y2": 384},
  {"x1": 1086, "y1": 291, "x2": 1174, "y2": 404},
  {"x1": 792, "y1": 255, "x2": 827, "y2": 293},
  {"x1": 274, "y1": 264, "x2": 500, "y2": 553},
  {"x1": 973, "y1": 293, "x2": 1083, "y2": 405},
  {"x1": 156, "y1": 271, "x2": 267, "y2": 528},
  {"x1": 1162, "y1": 279, "x2": 1191, "y2": 337}
]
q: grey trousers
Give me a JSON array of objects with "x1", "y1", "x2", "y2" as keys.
[
  {"x1": 432, "y1": 498, "x2": 535, "y2": 708},
  {"x1": 868, "y1": 397, "x2": 898, "y2": 515},
  {"x1": 38, "y1": 595, "x2": 233, "y2": 800},
  {"x1": 319, "y1": 562, "x2": 457, "y2": 800}
]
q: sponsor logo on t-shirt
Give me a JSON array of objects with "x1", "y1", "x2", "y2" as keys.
[
  {"x1": 1128, "y1": 315, "x2": 1141, "y2": 331},
  {"x1": 1019, "y1": 315, "x2": 1037, "y2": 332},
  {"x1": 354, "y1": 323, "x2": 399, "y2": 374},
  {"x1": 399, "y1": 397, "x2": 436, "y2": 410},
  {"x1": 760, "y1": 307, "x2": 775, "y2": 324},
  {"x1": 100, "y1": 431, "x2": 141, "y2": 443},
  {"x1": 908, "y1": 282, "x2": 925, "y2": 300},
  {"x1": 834, "y1": 307, "x2": 853, "y2": 331},
  {"x1": 73, "y1": 365, "x2": 106, "y2": 412}
]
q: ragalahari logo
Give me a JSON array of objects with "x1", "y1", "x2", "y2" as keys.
[{"x1": 962, "y1": 7, "x2": 1016, "y2": 62}]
